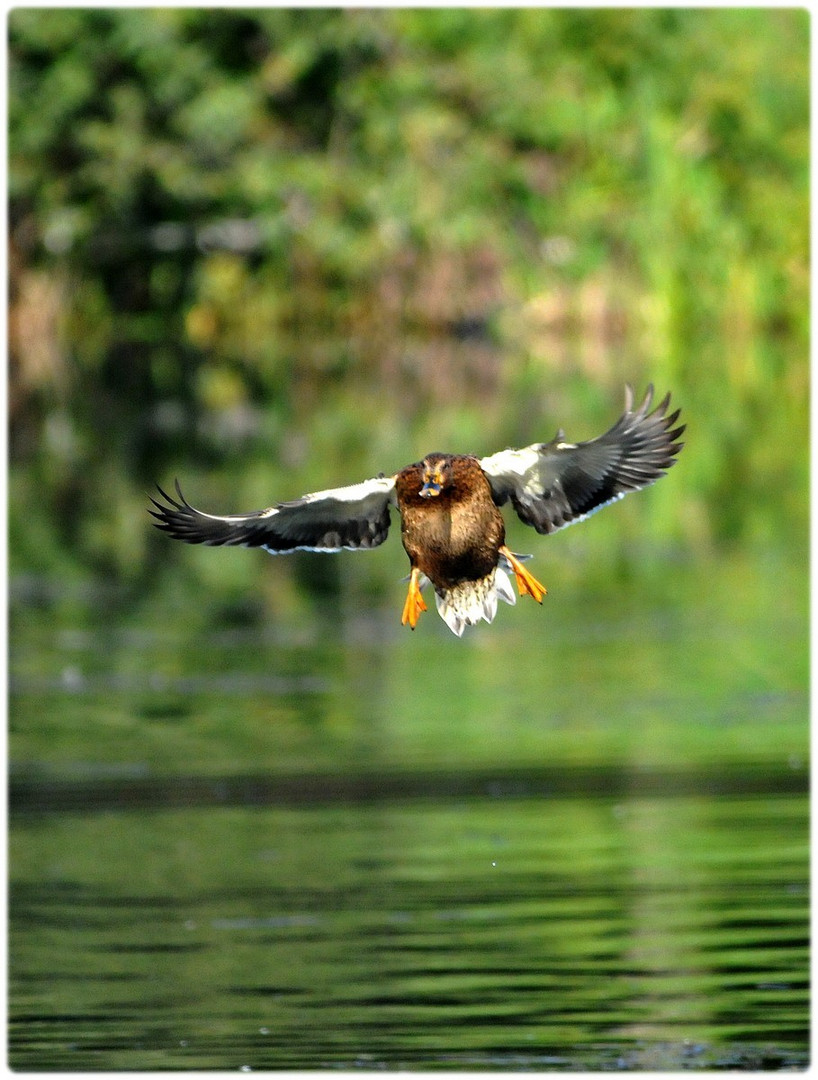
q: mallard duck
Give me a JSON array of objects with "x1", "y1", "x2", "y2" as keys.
[{"x1": 150, "y1": 384, "x2": 684, "y2": 636}]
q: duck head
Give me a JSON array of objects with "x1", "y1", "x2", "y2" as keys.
[{"x1": 419, "y1": 455, "x2": 454, "y2": 498}]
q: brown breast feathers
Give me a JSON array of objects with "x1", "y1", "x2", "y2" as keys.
[{"x1": 395, "y1": 454, "x2": 505, "y2": 590}]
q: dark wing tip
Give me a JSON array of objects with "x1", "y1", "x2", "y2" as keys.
[
  {"x1": 149, "y1": 480, "x2": 214, "y2": 543},
  {"x1": 149, "y1": 482, "x2": 174, "y2": 522},
  {"x1": 585, "y1": 383, "x2": 684, "y2": 497},
  {"x1": 151, "y1": 480, "x2": 184, "y2": 509}
]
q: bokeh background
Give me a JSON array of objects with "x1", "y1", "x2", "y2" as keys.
[
  {"x1": 8, "y1": 8, "x2": 809, "y2": 1071},
  {"x1": 9, "y1": 7, "x2": 808, "y2": 583}
]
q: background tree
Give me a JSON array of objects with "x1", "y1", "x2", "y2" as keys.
[{"x1": 8, "y1": 8, "x2": 808, "y2": 583}]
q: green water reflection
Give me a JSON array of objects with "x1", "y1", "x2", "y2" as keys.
[
  {"x1": 9, "y1": 795, "x2": 807, "y2": 1071},
  {"x1": 8, "y1": 547, "x2": 809, "y2": 1070}
]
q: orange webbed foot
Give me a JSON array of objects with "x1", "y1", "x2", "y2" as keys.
[
  {"x1": 499, "y1": 545, "x2": 547, "y2": 605},
  {"x1": 401, "y1": 567, "x2": 428, "y2": 629}
]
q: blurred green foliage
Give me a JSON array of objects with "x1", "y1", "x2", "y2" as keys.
[{"x1": 8, "y1": 8, "x2": 808, "y2": 588}]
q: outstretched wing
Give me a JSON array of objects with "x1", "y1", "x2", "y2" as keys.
[
  {"x1": 149, "y1": 475, "x2": 396, "y2": 553},
  {"x1": 479, "y1": 385, "x2": 685, "y2": 535}
]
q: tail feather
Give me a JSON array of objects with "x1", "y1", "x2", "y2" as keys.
[{"x1": 434, "y1": 567, "x2": 517, "y2": 637}]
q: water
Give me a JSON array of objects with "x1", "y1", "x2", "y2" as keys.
[{"x1": 8, "y1": 548, "x2": 809, "y2": 1070}]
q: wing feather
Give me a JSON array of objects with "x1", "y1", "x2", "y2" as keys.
[
  {"x1": 479, "y1": 385, "x2": 684, "y2": 535},
  {"x1": 149, "y1": 476, "x2": 396, "y2": 553}
]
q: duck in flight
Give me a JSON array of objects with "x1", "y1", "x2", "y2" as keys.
[{"x1": 150, "y1": 384, "x2": 684, "y2": 636}]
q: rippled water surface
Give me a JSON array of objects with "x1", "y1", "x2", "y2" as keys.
[{"x1": 9, "y1": 550, "x2": 809, "y2": 1070}]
